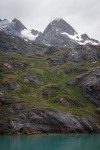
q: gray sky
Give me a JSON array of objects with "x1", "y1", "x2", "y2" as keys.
[{"x1": 0, "y1": 0, "x2": 100, "y2": 40}]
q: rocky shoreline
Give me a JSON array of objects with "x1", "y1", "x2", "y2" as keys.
[{"x1": 0, "y1": 110, "x2": 100, "y2": 135}]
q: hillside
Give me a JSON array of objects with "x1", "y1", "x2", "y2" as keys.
[{"x1": 0, "y1": 32, "x2": 100, "y2": 134}]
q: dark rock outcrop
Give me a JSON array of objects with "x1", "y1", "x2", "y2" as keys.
[
  {"x1": 0, "y1": 110, "x2": 99, "y2": 134},
  {"x1": 68, "y1": 67, "x2": 100, "y2": 107},
  {"x1": 0, "y1": 31, "x2": 47, "y2": 55},
  {"x1": 47, "y1": 52, "x2": 68, "y2": 66},
  {"x1": 45, "y1": 47, "x2": 58, "y2": 55},
  {"x1": 69, "y1": 45, "x2": 100, "y2": 62},
  {"x1": 0, "y1": 82, "x2": 21, "y2": 95},
  {"x1": 0, "y1": 96, "x2": 18, "y2": 105},
  {"x1": 12, "y1": 18, "x2": 26, "y2": 33}
]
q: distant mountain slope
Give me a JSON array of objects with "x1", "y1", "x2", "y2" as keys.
[
  {"x1": 0, "y1": 18, "x2": 99, "y2": 48},
  {"x1": 36, "y1": 18, "x2": 99, "y2": 48},
  {"x1": 0, "y1": 18, "x2": 42, "y2": 40}
]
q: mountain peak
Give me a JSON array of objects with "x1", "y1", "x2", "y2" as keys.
[
  {"x1": 12, "y1": 18, "x2": 18, "y2": 22},
  {"x1": 48, "y1": 18, "x2": 77, "y2": 35},
  {"x1": 36, "y1": 18, "x2": 99, "y2": 47},
  {"x1": 12, "y1": 18, "x2": 26, "y2": 32},
  {"x1": 51, "y1": 18, "x2": 65, "y2": 23}
]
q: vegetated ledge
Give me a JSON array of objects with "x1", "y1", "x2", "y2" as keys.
[{"x1": 0, "y1": 110, "x2": 100, "y2": 135}]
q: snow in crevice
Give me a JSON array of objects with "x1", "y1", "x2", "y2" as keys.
[
  {"x1": 61, "y1": 32, "x2": 99, "y2": 45},
  {"x1": 21, "y1": 29, "x2": 39, "y2": 40}
]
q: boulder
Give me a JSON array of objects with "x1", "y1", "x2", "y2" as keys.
[
  {"x1": 4, "y1": 61, "x2": 29, "y2": 69},
  {"x1": 64, "y1": 66, "x2": 87, "y2": 74},
  {"x1": 47, "y1": 53, "x2": 68, "y2": 66},
  {"x1": 24, "y1": 73, "x2": 42, "y2": 85}
]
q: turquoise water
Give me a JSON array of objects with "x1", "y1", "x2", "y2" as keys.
[{"x1": 0, "y1": 134, "x2": 100, "y2": 150}]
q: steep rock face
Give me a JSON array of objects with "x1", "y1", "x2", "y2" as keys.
[
  {"x1": 0, "y1": 110, "x2": 99, "y2": 134},
  {"x1": 68, "y1": 67, "x2": 100, "y2": 107}
]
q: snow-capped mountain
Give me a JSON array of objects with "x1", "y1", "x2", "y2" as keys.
[
  {"x1": 0, "y1": 18, "x2": 26, "y2": 36},
  {"x1": 0, "y1": 18, "x2": 41, "y2": 40},
  {"x1": 36, "y1": 18, "x2": 99, "y2": 48},
  {"x1": 0, "y1": 18, "x2": 99, "y2": 48}
]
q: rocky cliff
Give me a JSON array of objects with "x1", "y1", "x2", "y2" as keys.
[
  {"x1": 0, "y1": 108, "x2": 99, "y2": 134},
  {"x1": 68, "y1": 67, "x2": 100, "y2": 107}
]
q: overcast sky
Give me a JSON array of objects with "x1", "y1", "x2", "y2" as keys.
[{"x1": 0, "y1": 0, "x2": 100, "y2": 40}]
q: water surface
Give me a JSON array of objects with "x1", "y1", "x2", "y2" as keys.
[{"x1": 0, "y1": 134, "x2": 100, "y2": 150}]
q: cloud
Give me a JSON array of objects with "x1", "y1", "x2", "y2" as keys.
[{"x1": 0, "y1": 0, "x2": 100, "y2": 40}]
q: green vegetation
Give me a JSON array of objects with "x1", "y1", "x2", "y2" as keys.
[{"x1": 0, "y1": 52, "x2": 100, "y2": 120}]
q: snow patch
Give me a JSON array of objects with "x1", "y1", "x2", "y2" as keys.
[
  {"x1": 77, "y1": 40, "x2": 99, "y2": 45},
  {"x1": 21, "y1": 29, "x2": 38, "y2": 40},
  {"x1": 61, "y1": 32, "x2": 82, "y2": 41},
  {"x1": 61, "y1": 32, "x2": 99, "y2": 45}
]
